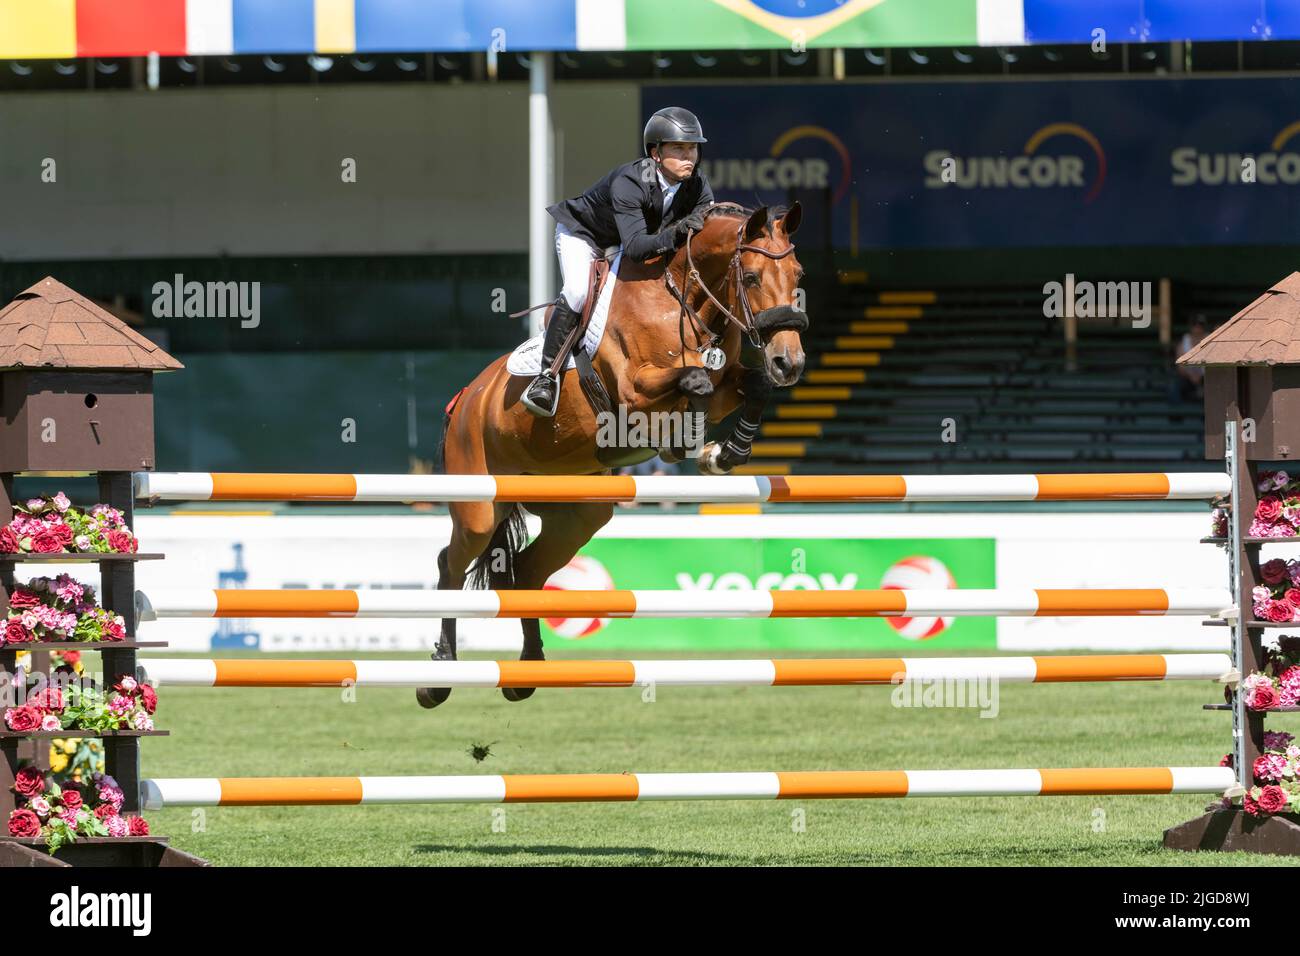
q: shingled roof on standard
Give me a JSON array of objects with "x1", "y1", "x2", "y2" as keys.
[
  {"x1": 0, "y1": 277, "x2": 182, "y2": 371},
  {"x1": 1179, "y1": 272, "x2": 1300, "y2": 367}
]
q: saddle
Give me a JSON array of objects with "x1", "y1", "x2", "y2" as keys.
[{"x1": 512, "y1": 254, "x2": 615, "y2": 416}]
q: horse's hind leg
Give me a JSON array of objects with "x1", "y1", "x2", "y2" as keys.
[
  {"x1": 415, "y1": 500, "x2": 500, "y2": 710},
  {"x1": 501, "y1": 501, "x2": 614, "y2": 702}
]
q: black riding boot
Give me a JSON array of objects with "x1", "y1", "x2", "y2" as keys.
[{"x1": 522, "y1": 297, "x2": 579, "y2": 418}]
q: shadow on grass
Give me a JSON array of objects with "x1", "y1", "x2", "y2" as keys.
[{"x1": 413, "y1": 843, "x2": 751, "y2": 864}]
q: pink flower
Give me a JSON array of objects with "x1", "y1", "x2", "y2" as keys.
[
  {"x1": 28, "y1": 796, "x2": 51, "y2": 817},
  {"x1": 1273, "y1": 470, "x2": 1292, "y2": 489},
  {"x1": 105, "y1": 530, "x2": 136, "y2": 554},
  {"x1": 4, "y1": 705, "x2": 40, "y2": 731},
  {"x1": 97, "y1": 786, "x2": 124, "y2": 811},
  {"x1": 105, "y1": 816, "x2": 128, "y2": 838},
  {"x1": 1258, "y1": 785, "x2": 1291, "y2": 815},
  {"x1": 51, "y1": 492, "x2": 70, "y2": 512},
  {"x1": 139, "y1": 684, "x2": 157, "y2": 714},
  {"x1": 1263, "y1": 599, "x2": 1296, "y2": 624},
  {"x1": 58, "y1": 807, "x2": 79, "y2": 827},
  {"x1": 39, "y1": 714, "x2": 60, "y2": 731},
  {"x1": 117, "y1": 676, "x2": 138, "y2": 693},
  {"x1": 1255, "y1": 753, "x2": 1289, "y2": 782}
]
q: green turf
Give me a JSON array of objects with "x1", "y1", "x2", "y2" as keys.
[{"x1": 136, "y1": 649, "x2": 1296, "y2": 866}]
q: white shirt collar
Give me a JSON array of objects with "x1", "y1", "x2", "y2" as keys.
[{"x1": 656, "y1": 168, "x2": 681, "y2": 194}]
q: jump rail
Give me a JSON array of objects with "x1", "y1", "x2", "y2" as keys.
[
  {"x1": 134, "y1": 587, "x2": 1234, "y2": 620},
  {"x1": 136, "y1": 654, "x2": 1235, "y2": 688},
  {"x1": 141, "y1": 767, "x2": 1237, "y2": 807},
  {"x1": 133, "y1": 471, "x2": 1231, "y2": 504}
]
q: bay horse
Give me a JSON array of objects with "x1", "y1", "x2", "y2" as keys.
[{"x1": 417, "y1": 202, "x2": 808, "y2": 709}]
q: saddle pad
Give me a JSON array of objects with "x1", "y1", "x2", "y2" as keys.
[{"x1": 506, "y1": 251, "x2": 621, "y2": 376}]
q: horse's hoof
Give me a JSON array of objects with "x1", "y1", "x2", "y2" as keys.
[
  {"x1": 415, "y1": 686, "x2": 452, "y2": 709},
  {"x1": 697, "y1": 442, "x2": 729, "y2": 475},
  {"x1": 501, "y1": 686, "x2": 536, "y2": 702}
]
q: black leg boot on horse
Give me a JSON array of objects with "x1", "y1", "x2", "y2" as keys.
[
  {"x1": 522, "y1": 297, "x2": 581, "y2": 418},
  {"x1": 415, "y1": 546, "x2": 458, "y2": 709}
]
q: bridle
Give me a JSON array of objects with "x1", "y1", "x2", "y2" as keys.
[{"x1": 664, "y1": 217, "x2": 796, "y2": 357}]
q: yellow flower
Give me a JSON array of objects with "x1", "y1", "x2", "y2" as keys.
[{"x1": 48, "y1": 750, "x2": 69, "y2": 773}]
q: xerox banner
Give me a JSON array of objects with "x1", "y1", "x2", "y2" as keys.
[{"x1": 644, "y1": 77, "x2": 1300, "y2": 248}]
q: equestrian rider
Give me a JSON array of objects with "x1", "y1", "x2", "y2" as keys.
[{"x1": 522, "y1": 106, "x2": 715, "y2": 417}]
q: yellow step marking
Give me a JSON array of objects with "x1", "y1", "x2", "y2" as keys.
[
  {"x1": 791, "y1": 386, "x2": 851, "y2": 401},
  {"x1": 732, "y1": 463, "x2": 791, "y2": 476},
  {"x1": 849, "y1": 321, "x2": 908, "y2": 334},
  {"x1": 750, "y1": 442, "x2": 806, "y2": 457},
  {"x1": 864, "y1": 306, "x2": 922, "y2": 319},
  {"x1": 762, "y1": 422, "x2": 822, "y2": 438},
  {"x1": 823, "y1": 352, "x2": 881, "y2": 367},
  {"x1": 835, "y1": 336, "x2": 894, "y2": 350},
  {"x1": 878, "y1": 291, "x2": 936, "y2": 305},
  {"x1": 837, "y1": 270, "x2": 869, "y2": 285},
  {"x1": 699, "y1": 503, "x2": 762, "y2": 515},
  {"x1": 805, "y1": 369, "x2": 867, "y2": 384},
  {"x1": 776, "y1": 404, "x2": 836, "y2": 420}
]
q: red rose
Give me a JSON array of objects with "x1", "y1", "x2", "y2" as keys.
[
  {"x1": 1250, "y1": 684, "x2": 1281, "y2": 711},
  {"x1": 0, "y1": 527, "x2": 19, "y2": 553},
  {"x1": 1258, "y1": 495, "x2": 1284, "y2": 523},
  {"x1": 30, "y1": 531, "x2": 63, "y2": 554},
  {"x1": 51, "y1": 523, "x2": 73, "y2": 545},
  {"x1": 7, "y1": 808, "x2": 41, "y2": 838},
  {"x1": 3, "y1": 705, "x2": 40, "y2": 732},
  {"x1": 1261, "y1": 557, "x2": 1289, "y2": 584},
  {"x1": 59, "y1": 788, "x2": 83, "y2": 812},
  {"x1": 4, "y1": 620, "x2": 32, "y2": 645},
  {"x1": 7, "y1": 589, "x2": 39, "y2": 609},
  {"x1": 1258, "y1": 785, "x2": 1291, "y2": 815},
  {"x1": 139, "y1": 684, "x2": 157, "y2": 715},
  {"x1": 1219, "y1": 753, "x2": 1234, "y2": 768},
  {"x1": 1286, "y1": 589, "x2": 1300, "y2": 607},
  {"x1": 58, "y1": 650, "x2": 81, "y2": 667},
  {"x1": 93, "y1": 803, "x2": 116, "y2": 821},
  {"x1": 103, "y1": 620, "x2": 125, "y2": 642},
  {"x1": 106, "y1": 530, "x2": 136, "y2": 554},
  {"x1": 14, "y1": 766, "x2": 46, "y2": 798},
  {"x1": 1244, "y1": 790, "x2": 1262, "y2": 816},
  {"x1": 1265, "y1": 599, "x2": 1296, "y2": 624},
  {"x1": 127, "y1": 816, "x2": 149, "y2": 836}
]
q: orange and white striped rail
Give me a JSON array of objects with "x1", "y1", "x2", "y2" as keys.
[
  {"x1": 134, "y1": 587, "x2": 1234, "y2": 620},
  {"x1": 140, "y1": 766, "x2": 1236, "y2": 808},
  {"x1": 135, "y1": 654, "x2": 1235, "y2": 689},
  {"x1": 133, "y1": 471, "x2": 1231, "y2": 504}
]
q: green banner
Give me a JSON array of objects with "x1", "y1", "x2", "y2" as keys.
[
  {"x1": 625, "y1": 0, "x2": 980, "y2": 51},
  {"x1": 543, "y1": 537, "x2": 996, "y2": 650}
]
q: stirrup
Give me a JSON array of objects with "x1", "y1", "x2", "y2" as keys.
[{"x1": 522, "y1": 371, "x2": 560, "y2": 418}]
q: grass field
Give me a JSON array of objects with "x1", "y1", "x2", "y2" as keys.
[{"x1": 137, "y1": 649, "x2": 1296, "y2": 867}]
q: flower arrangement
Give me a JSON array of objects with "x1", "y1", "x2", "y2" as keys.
[
  {"x1": 3, "y1": 676, "x2": 157, "y2": 733},
  {"x1": 1239, "y1": 636, "x2": 1300, "y2": 710},
  {"x1": 0, "y1": 493, "x2": 138, "y2": 555},
  {"x1": 6, "y1": 767, "x2": 149, "y2": 853},
  {"x1": 1251, "y1": 560, "x2": 1300, "y2": 624},
  {"x1": 1219, "y1": 732, "x2": 1300, "y2": 819},
  {"x1": 0, "y1": 574, "x2": 126, "y2": 646}
]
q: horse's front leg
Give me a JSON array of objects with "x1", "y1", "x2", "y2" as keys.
[
  {"x1": 628, "y1": 365, "x2": 713, "y2": 464},
  {"x1": 699, "y1": 365, "x2": 774, "y2": 475}
]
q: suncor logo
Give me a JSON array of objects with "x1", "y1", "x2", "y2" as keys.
[
  {"x1": 700, "y1": 125, "x2": 852, "y2": 201},
  {"x1": 923, "y1": 122, "x2": 1107, "y2": 202},
  {"x1": 1171, "y1": 122, "x2": 1300, "y2": 185}
]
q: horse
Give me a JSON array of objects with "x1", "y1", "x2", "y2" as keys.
[{"x1": 417, "y1": 201, "x2": 808, "y2": 709}]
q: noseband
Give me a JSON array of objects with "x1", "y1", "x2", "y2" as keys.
[{"x1": 665, "y1": 219, "x2": 798, "y2": 357}]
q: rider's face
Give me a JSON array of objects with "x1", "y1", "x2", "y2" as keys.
[{"x1": 654, "y1": 142, "x2": 699, "y2": 183}]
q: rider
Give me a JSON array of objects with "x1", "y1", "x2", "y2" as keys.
[{"x1": 522, "y1": 106, "x2": 715, "y2": 417}]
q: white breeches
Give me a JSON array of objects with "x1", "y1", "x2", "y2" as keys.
[{"x1": 556, "y1": 222, "x2": 599, "y2": 311}]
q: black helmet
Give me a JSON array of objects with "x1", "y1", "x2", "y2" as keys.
[{"x1": 643, "y1": 107, "x2": 707, "y2": 157}]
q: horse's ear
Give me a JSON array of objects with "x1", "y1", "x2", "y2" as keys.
[
  {"x1": 781, "y1": 202, "x2": 802, "y2": 237},
  {"x1": 744, "y1": 206, "x2": 768, "y2": 243}
]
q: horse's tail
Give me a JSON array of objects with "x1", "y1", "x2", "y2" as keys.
[
  {"x1": 438, "y1": 386, "x2": 466, "y2": 474},
  {"x1": 466, "y1": 504, "x2": 528, "y2": 590}
]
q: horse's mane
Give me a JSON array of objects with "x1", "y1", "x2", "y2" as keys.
[{"x1": 703, "y1": 201, "x2": 790, "y2": 239}]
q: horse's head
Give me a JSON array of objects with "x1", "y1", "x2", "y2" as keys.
[
  {"x1": 683, "y1": 203, "x2": 808, "y2": 388},
  {"x1": 734, "y1": 203, "x2": 807, "y2": 387}
]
